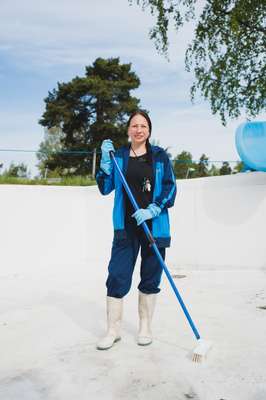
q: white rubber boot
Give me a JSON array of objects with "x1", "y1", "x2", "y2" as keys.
[
  {"x1": 137, "y1": 291, "x2": 156, "y2": 346},
  {"x1": 97, "y1": 296, "x2": 123, "y2": 350}
]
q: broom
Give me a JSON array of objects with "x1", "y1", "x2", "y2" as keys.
[{"x1": 110, "y1": 151, "x2": 212, "y2": 362}]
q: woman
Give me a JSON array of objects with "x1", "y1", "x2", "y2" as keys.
[{"x1": 96, "y1": 110, "x2": 177, "y2": 350}]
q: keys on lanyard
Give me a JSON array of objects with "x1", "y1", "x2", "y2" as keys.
[{"x1": 142, "y1": 177, "x2": 151, "y2": 192}]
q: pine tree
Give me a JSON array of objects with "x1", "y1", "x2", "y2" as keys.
[
  {"x1": 39, "y1": 57, "x2": 141, "y2": 176},
  {"x1": 219, "y1": 161, "x2": 232, "y2": 175},
  {"x1": 194, "y1": 154, "x2": 209, "y2": 177},
  {"x1": 173, "y1": 151, "x2": 194, "y2": 179},
  {"x1": 209, "y1": 164, "x2": 220, "y2": 176}
]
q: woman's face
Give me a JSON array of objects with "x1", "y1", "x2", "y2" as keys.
[{"x1": 127, "y1": 114, "x2": 150, "y2": 146}]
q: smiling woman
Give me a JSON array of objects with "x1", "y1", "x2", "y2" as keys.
[{"x1": 96, "y1": 109, "x2": 177, "y2": 350}]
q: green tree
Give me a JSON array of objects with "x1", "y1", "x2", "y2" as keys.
[
  {"x1": 219, "y1": 161, "x2": 232, "y2": 175},
  {"x1": 233, "y1": 160, "x2": 244, "y2": 173},
  {"x1": 194, "y1": 154, "x2": 209, "y2": 177},
  {"x1": 37, "y1": 127, "x2": 64, "y2": 178},
  {"x1": 129, "y1": 0, "x2": 266, "y2": 124},
  {"x1": 2, "y1": 162, "x2": 29, "y2": 178},
  {"x1": 173, "y1": 150, "x2": 194, "y2": 179},
  {"x1": 209, "y1": 164, "x2": 220, "y2": 176},
  {"x1": 39, "y1": 57, "x2": 141, "y2": 176}
]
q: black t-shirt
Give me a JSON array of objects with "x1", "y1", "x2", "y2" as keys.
[{"x1": 125, "y1": 152, "x2": 154, "y2": 221}]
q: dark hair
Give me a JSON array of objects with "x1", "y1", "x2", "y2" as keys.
[
  {"x1": 127, "y1": 110, "x2": 153, "y2": 165},
  {"x1": 126, "y1": 110, "x2": 152, "y2": 137}
]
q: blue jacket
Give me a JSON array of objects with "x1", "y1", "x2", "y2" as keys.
[{"x1": 96, "y1": 144, "x2": 177, "y2": 247}]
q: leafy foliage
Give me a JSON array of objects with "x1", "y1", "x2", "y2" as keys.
[
  {"x1": 129, "y1": 0, "x2": 196, "y2": 56},
  {"x1": 172, "y1": 150, "x2": 238, "y2": 178},
  {"x1": 209, "y1": 164, "x2": 220, "y2": 176},
  {"x1": 219, "y1": 161, "x2": 232, "y2": 175},
  {"x1": 173, "y1": 150, "x2": 194, "y2": 178},
  {"x1": 39, "y1": 57, "x2": 141, "y2": 175},
  {"x1": 130, "y1": 0, "x2": 266, "y2": 124},
  {"x1": 37, "y1": 127, "x2": 64, "y2": 177},
  {"x1": 233, "y1": 160, "x2": 244, "y2": 173},
  {"x1": 2, "y1": 162, "x2": 30, "y2": 178},
  {"x1": 194, "y1": 153, "x2": 209, "y2": 177}
]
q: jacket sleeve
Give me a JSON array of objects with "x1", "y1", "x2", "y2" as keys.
[
  {"x1": 154, "y1": 153, "x2": 177, "y2": 209},
  {"x1": 96, "y1": 167, "x2": 115, "y2": 195}
]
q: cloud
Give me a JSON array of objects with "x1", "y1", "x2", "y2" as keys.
[
  {"x1": 0, "y1": 0, "x2": 192, "y2": 71},
  {"x1": 0, "y1": 0, "x2": 194, "y2": 112}
]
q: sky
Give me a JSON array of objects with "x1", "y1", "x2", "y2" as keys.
[{"x1": 0, "y1": 0, "x2": 265, "y2": 178}]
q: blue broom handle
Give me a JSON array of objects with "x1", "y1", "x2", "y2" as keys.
[{"x1": 110, "y1": 151, "x2": 201, "y2": 340}]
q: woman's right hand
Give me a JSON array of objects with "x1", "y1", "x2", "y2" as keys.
[
  {"x1": 100, "y1": 139, "x2": 115, "y2": 175},
  {"x1": 101, "y1": 139, "x2": 115, "y2": 161}
]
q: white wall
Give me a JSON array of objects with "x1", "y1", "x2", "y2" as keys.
[
  {"x1": 0, "y1": 171, "x2": 265, "y2": 272},
  {"x1": 168, "y1": 171, "x2": 266, "y2": 270},
  {"x1": 0, "y1": 185, "x2": 113, "y2": 273}
]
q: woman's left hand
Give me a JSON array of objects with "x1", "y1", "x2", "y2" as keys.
[
  {"x1": 132, "y1": 209, "x2": 153, "y2": 226},
  {"x1": 132, "y1": 203, "x2": 161, "y2": 226}
]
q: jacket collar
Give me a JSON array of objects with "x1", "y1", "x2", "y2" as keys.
[{"x1": 122, "y1": 143, "x2": 163, "y2": 154}]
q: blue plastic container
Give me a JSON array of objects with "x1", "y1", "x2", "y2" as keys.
[{"x1": 235, "y1": 121, "x2": 266, "y2": 172}]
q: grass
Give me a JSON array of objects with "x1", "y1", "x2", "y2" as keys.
[{"x1": 0, "y1": 176, "x2": 96, "y2": 186}]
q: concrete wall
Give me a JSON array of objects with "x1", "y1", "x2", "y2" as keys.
[
  {"x1": 0, "y1": 185, "x2": 114, "y2": 273},
  {"x1": 168, "y1": 171, "x2": 266, "y2": 270},
  {"x1": 0, "y1": 171, "x2": 265, "y2": 272}
]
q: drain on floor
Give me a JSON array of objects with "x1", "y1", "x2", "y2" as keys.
[
  {"x1": 184, "y1": 391, "x2": 198, "y2": 399},
  {"x1": 171, "y1": 274, "x2": 187, "y2": 279}
]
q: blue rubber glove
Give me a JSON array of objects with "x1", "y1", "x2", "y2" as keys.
[
  {"x1": 100, "y1": 139, "x2": 115, "y2": 175},
  {"x1": 132, "y1": 203, "x2": 161, "y2": 226}
]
